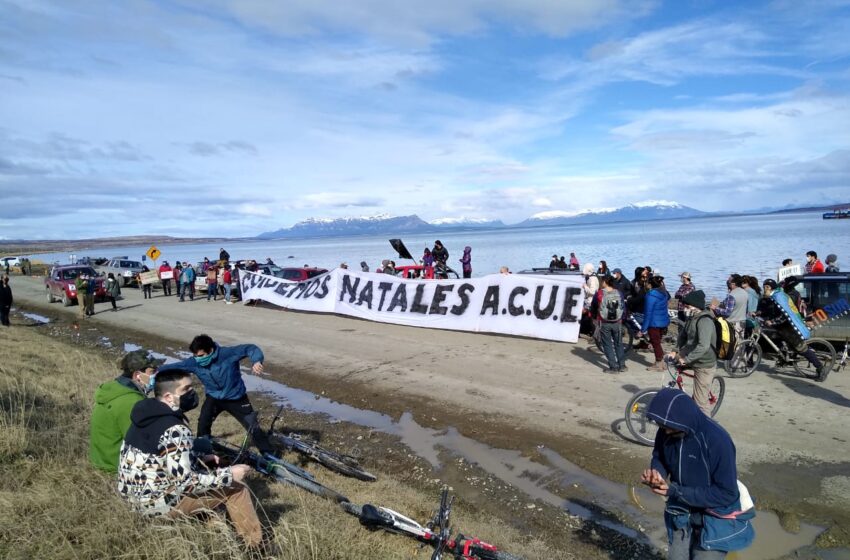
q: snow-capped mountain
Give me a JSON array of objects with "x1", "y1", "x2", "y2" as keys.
[
  {"x1": 257, "y1": 214, "x2": 431, "y2": 239},
  {"x1": 429, "y1": 217, "x2": 504, "y2": 228},
  {"x1": 519, "y1": 200, "x2": 705, "y2": 226}
]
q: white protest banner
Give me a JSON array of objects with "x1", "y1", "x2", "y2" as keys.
[
  {"x1": 239, "y1": 269, "x2": 585, "y2": 343},
  {"x1": 777, "y1": 264, "x2": 803, "y2": 281},
  {"x1": 139, "y1": 271, "x2": 159, "y2": 285},
  {"x1": 160, "y1": 270, "x2": 174, "y2": 280}
]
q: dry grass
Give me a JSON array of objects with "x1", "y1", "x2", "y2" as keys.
[{"x1": 0, "y1": 326, "x2": 570, "y2": 560}]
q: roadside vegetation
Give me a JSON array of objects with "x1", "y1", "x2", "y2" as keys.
[{"x1": 0, "y1": 323, "x2": 567, "y2": 559}]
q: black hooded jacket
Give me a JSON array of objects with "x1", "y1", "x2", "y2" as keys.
[{"x1": 123, "y1": 398, "x2": 188, "y2": 454}]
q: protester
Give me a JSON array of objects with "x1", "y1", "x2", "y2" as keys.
[
  {"x1": 711, "y1": 274, "x2": 748, "y2": 341},
  {"x1": 432, "y1": 240, "x2": 448, "y2": 266},
  {"x1": 206, "y1": 265, "x2": 218, "y2": 301},
  {"x1": 75, "y1": 273, "x2": 90, "y2": 318},
  {"x1": 201, "y1": 257, "x2": 211, "y2": 273},
  {"x1": 179, "y1": 262, "x2": 195, "y2": 302},
  {"x1": 117, "y1": 370, "x2": 262, "y2": 547},
  {"x1": 782, "y1": 258, "x2": 793, "y2": 267},
  {"x1": 360, "y1": 261, "x2": 370, "y2": 272},
  {"x1": 89, "y1": 350, "x2": 163, "y2": 472},
  {"x1": 222, "y1": 265, "x2": 233, "y2": 304},
  {"x1": 825, "y1": 254, "x2": 839, "y2": 272},
  {"x1": 597, "y1": 276, "x2": 627, "y2": 373},
  {"x1": 557, "y1": 256, "x2": 568, "y2": 269},
  {"x1": 582, "y1": 263, "x2": 599, "y2": 309},
  {"x1": 642, "y1": 388, "x2": 755, "y2": 559},
  {"x1": 805, "y1": 251, "x2": 824, "y2": 274},
  {"x1": 0, "y1": 275, "x2": 12, "y2": 327},
  {"x1": 597, "y1": 260, "x2": 610, "y2": 276},
  {"x1": 155, "y1": 334, "x2": 275, "y2": 454},
  {"x1": 761, "y1": 280, "x2": 826, "y2": 381},
  {"x1": 106, "y1": 272, "x2": 121, "y2": 312},
  {"x1": 265, "y1": 257, "x2": 275, "y2": 266},
  {"x1": 173, "y1": 261, "x2": 183, "y2": 292},
  {"x1": 611, "y1": 268, "x2": 631, "y2": 297},
  {"x1": 459, "y1": 246, "x2": 472, "y2": 279},
  {"x1": 549, "y1": 254, "x2": 559, "y2": 272},
  {"x1": 741, "y1": 276, "x2": 759, "y2": 317},
  {"x1": 670, "y1": 290, "x2": 717, "y2": 415},
  {"x1": 219, "y1": 247, "x2": 230, "y2": 264},
  {"x1": 568, "y1": 253, "x2": 579, "y2": 271},
  {"x1": 641, "y1": 275, "x2": 671, "y2": 371},
  {"x1": 422, "y1": 248, "x2": 434, "y2": 267},
  {"x1": 158, "y1": 261, "x2": 173, "y2": 296},
  {"x1": 674, "y1": 272, "x2": 695, "y2": 322},
  {"x1": 86, "y1": 270, "x2": 97, "y2": 314},
  {"x1": 339, "y1": 262, "x2": 348, "y2": 270},
  {"x1": 499, "y1": 266, "x2": 511, "y2": 275}
]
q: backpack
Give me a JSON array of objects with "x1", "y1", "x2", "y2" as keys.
[
  {"x1": 601, "y1": 290, "x2": 623, "y2": 322},
  {"x1": 697, "y1": 315, "x2": 736, "y2": 359}
]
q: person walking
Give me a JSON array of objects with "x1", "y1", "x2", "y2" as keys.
[
  {"x1": 75, "y1": 272, "x2": 89, "y2": 318},
  {"x1": 179, "y1": 262, "x2": 195, "y2": 302},
  {"x1": 642, "y1": 387, "x2": 755, "y2": 559},
  {"x1": 155, "y1": 334, "x2": 275, "y2": 455},
  {"x1": 611, "y1": 268, "x2": 631, "y2": 298},
  {"x1": 642, "y1": 275, "x2": 671, "y2": 370},
  {"x1": 206, "y1": 265, "x2": 218, "y2": 301},
  {"x1": 597, "y1": 276, "x2": 626, "y2": 373},
  {"x1": 222, "y1": 264, "x2": 234, "y2": 304},
  {"x1": 0, "y1": 275, "x2": 12, "y2": 327},
  {"x1": 106, "y1": 272, "x2": 121, "y2": 311},
  {"x1": 85, "y1": 270, "x2": 96, "y2": 315},
  {"x1": 117, "y1": 370, "x2": 262, "y2": 547},
  {"x1": 158, "y1": 261, "x2": 173, "y2": 296},
  {"x1": 459, "y1": 246, "x2": 472, "y2": 279},
  {"x1": 674, "y1": 272, "x2": 695, "y2": 322},
  {"x1": 670, "y1": 290, "x2": 717, "y2": 415}
]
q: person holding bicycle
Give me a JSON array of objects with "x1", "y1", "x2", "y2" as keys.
[
  {"x1": 642, "y1": 388, "x2": 755, "y2": 559},
  {"x1": 761, "y1": 280, "x2": 826, "y2": 381},
  {"x1": 668, "y1": 290, "x2": 717, "y2": 416}
]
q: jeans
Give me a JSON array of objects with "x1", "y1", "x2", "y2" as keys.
[
  {"x1": 224, "y1": 283, "x2": 232, "y2": 302},
  {"x1": 161, "y1": 279, "x2": 171, "y2": 296},
  {"x1": 207, "y1": 282, "x2": 217, "y2": 300},
  {"x1": 197, "y1": 395, "x2": 273, "y2": 454},
  {"x1": 599, "y1": 322, "x2": 625, "y2": 369},
  {"x1": 668, "y1": 526, "x2": 727, "y2": 560},
  {"x1": 648, "y1": 327, "x2": 665, "y2": 362}
]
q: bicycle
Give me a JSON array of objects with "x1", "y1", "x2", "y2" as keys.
[
  {"x1": 267, "y1": 406, "x2": 377, "y2": 482},
  {"x1": 725, "y1": 319, "x2": 836, "y2": 381},
  {"x1": 341, "y1": 487, "x2": 522, "y2": 560},
  {"x1": 624, "y1": 357, "x2": 726, "y2": 446},
  {"x1": 208, "y1": 436, "x2": 350, "y2": 503}
]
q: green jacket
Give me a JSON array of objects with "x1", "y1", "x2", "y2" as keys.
[
  {"x1": 89, "y1": 377, "x2": 144, "y2": 473},
  {"x1": 678, "y1": 309, "x2": 717, "y2": 369}
]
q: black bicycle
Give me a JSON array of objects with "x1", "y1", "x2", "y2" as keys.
[
  {"x1": 209, "y1": 436, "x2": 350, "y2": 503},
  {"x1": 341, "y1": 488, "x2": 522, "y2": 560},
  {"x1": 267, "y1": 406, "x2": 377, "y2": 482}
]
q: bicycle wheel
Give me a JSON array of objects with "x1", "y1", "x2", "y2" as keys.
[
  {"x1": 268, "y1": 463, "x2": 350, "y2": 503},
  {"x1": 793, "y1": 338, "x2": 836, "y2": 380},
  {"x1": 707, "y1": 376, "x2": 725, "y2": 417},
  {"x1": 272, "y1": 433, "x2": 377, "y2": 482},
  {"x1": 725, "y1": 340, "x2": 762, "y2": 378},
  {"x1": 624, "y1": 388, "x2": 659, "y2": 446}
]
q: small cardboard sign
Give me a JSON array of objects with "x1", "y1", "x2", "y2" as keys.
[
  {"x1": 159, "y1": 270, "x2": 174, "y2": 280},
  {"x1": 139, "y1": 271, "x2": 159, "y2": 285},
  {"x1": 777, "y1": 264, "x2": 803, "y2": 281}
]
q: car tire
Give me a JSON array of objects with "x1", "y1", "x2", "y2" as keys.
[
  {"x1": 46, "y1": 288, "x2": 56, "y2": 303},
  {"x1": 61, "y1": 292, "x2": 73, "y2": 307}
]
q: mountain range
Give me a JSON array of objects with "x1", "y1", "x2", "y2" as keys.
[{"x1": 257, "y1": 200, "x2": 705, "y2": 239}]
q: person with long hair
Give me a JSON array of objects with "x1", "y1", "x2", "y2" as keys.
[{"x1": 641, "y1": 275, "x2": 671, "y2": 371}]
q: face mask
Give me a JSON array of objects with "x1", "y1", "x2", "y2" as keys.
[
  {"x1": 140, "y1": 373, "x2": 154, "y2": 395},
  {"x1": 194, "y1": 348, "x2": 217, "y2": 367},
  {"x1": 173, "y1": 390, "x2": 199, "y2": 412}
]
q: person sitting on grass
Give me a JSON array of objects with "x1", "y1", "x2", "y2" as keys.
[
  {"x1": 89, "y1": 350, "x2": 163, "y2": 472},
  {"x1": 118, "y1": 369, "x2": 262, "y2": 547}
]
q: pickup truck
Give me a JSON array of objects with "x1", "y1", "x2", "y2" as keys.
[
  {"x1": 96, "y1": 257, "x2": 146, "y2": 286},
  {"x1": 45, "y1": 265, "x2": 107, "y2": 307}
]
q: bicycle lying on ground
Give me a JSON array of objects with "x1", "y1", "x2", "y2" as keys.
[
  {"x1": 267, "y1": 406, "x2": 377, "y2": 482},
  {"x1": 209, "y1": 436, "x2": 350, "y2": 503},
  {"x1": 724, "y1": 319, "x2": 836, "y2": 381},
  {"x1": 624, "y1": 356, "x2": 726, "y2": 446},
  {"x1": 341, "y1": 487, "x2": 523, "y2": 560}
]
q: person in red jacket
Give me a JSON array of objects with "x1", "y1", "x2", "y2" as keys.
[
  {"x1": 222, "y1": 264, "x2": 234, "y2": 304},
  {"x1": 158, "y1": 261, "x2": 173, "y2": 296},
  {"x1": 805, "y1": 251, "x2": 825, "y2": 274}
]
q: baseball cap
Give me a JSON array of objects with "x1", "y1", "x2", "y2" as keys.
[
  {"x1": 121, "y1": 350, "x2": 165, "y2": 375},
  {"x1": 612, "y1": 268, "x2": 622, "y2": 274}
]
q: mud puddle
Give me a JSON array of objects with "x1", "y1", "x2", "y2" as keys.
[{"x1": 243, "y1": 375, "x2": 828, "y2": 559}]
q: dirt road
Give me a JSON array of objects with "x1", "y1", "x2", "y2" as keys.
[{"x1": 11, "y1": 275, "x2": 850, "y2": 553}]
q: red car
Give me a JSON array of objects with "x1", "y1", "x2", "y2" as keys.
[
  {"x1": 277, "y1": 267, "x2": 328, "y2": 281},
  {"x1": 45, "y1": 265, "x2": 107, "y2": 307}
]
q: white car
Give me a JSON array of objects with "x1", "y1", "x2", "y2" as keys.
[{"x1": 1, "y1": 256, "x2": 23, "y2": 268}]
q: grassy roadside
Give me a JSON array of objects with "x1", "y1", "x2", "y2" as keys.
[{"x1": 0, "y1": 323, "x2": 569, "y2": 559}]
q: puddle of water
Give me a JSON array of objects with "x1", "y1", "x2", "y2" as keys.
[
  {"x1": 21, "y1": 312, "x2": 51, "y2": 324},
  {"x1": 123, "y1": 342, "x2": 142, "y2": 352}
]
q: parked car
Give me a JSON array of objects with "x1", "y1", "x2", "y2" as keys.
[
  {"x1": 97, "y1": 257, "x2": 146, "y2": 286},
  {"x1": 276, "y1": 267, "x2": 329, "y2": 282},
  {"x1": 75, "y1": 256, "x2": 109, "y2": 266},
  {"x1": 45, "y1": 265, "x2": 107, "y2": 307},
  {"x1": 797, "y1": 273, "x2": 850, "y2": 342},
  {"x1": 1, "y1": 256, "x2": 23, "y2": 268}
]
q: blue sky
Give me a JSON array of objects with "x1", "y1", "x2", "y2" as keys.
[{"x1": 1, "y1": 0, "x2": 849, "y2": 239}]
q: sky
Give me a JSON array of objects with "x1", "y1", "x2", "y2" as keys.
[{"x1": 1, "y1": 0, "x2": 850, "y2": 239}]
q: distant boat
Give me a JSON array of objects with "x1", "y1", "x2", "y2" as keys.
[{"x1": 823, "y1": 208, "x2": 850, "y2": 219}]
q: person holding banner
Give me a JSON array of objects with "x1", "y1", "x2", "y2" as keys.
[
  {"x1": 158, "y1": 261, "x2": 173, "y2": 296},
  {"x1": 140, "y1": 266, "x2": 153, "y2": 299}
]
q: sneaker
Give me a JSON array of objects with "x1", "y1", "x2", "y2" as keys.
[
  {"x1": 619, "y1": 366, "x2": 629, "y2": 372},
  {"x1": 226, "y1": 301, "x2": 233, "y2": 305},
  {"x1": 602, "y1": 367, "x2": 619, "y2": 374},
  {"x1": 815, "y1": 365, "x2": 830, "y2": 383}
]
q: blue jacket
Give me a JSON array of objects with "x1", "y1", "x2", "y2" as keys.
[
  {"x1": 157, "y1": 344, "x2": 264, "y2": 401},
  {"x1": 647, "y1": 389, "x2": 755, "y2": 552},
  {"x1": 641, "y1": 288, "x2": 671, "y2": 330}
]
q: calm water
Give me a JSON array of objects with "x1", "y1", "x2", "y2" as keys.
[{"x1": 30, "y1": 212, "x2": 847, "y2": 298}]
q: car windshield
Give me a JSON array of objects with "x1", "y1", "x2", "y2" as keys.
[
  {"x1": 62, "y1": 267, "x2": 96, "y2": 280},
  {"x1": 307, "y1": 269, "x2": 325, "y2": 278},
  {"x1": 120, "y1": 261, "x2": 142, "y2": 268},
  {"x1": 281, "y1": 270, "x2": 303, "y2": 280}
]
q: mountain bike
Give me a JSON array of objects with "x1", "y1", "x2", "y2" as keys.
[
  {"x1": 341, "y1": 487, "x2": 523, "y2": 560},
  {"x1": 725, "y1": 319, "x2": 836, "y2": 381},
  {"x1": 624, "y1": 357, "x2": 726, "y2": 446},
  {"x1": 267, "y1": 406, "x2": 377, "y2": 482},
  {"x1": 209, "y1": 436, "x2": 350, "y2": 503}
]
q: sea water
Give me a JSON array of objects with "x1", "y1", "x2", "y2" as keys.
[{"x1": 31, "y1": 211, "x2": 847, "y2": 299}]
